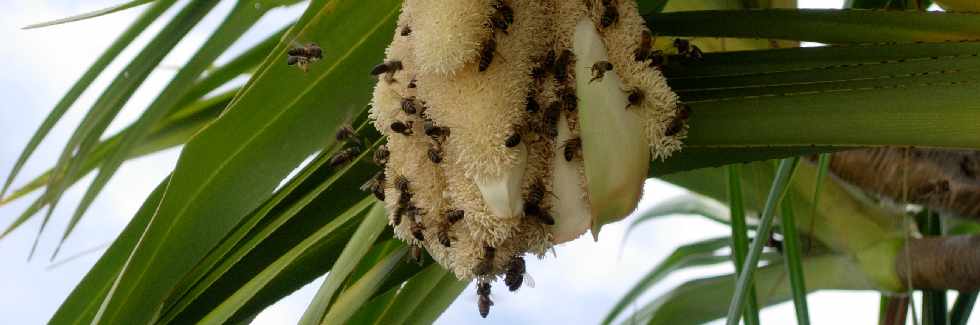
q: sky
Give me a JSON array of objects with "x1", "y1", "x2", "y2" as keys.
[{"x1": 0, "y1": 0, "x2": 965, "y2": 324}]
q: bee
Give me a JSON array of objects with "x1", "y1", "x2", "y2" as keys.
[
  {"x1": 589, "y1": 61, "x2": 614, "y2": 83},
  {"x1": 394, "y1": 175, "x2": 410, "y2": 192},
  {"x1": 359, "y1": 171, "x2": 386, "y2": 201},
  {"x1": 526, "y1": 95, "x2": 540, "y2": 114},
  {"x1": 390, "y1": 120, "x2": 414, "y2": 136},
  {"x1": 400, "y1": 25, "x2": 412, "y2": 36},
  {"x1": 411, "y1": 218, "x2": 425, "y2": 241},
  {"x1": 329, "y1": 146, "x2": 362, "y2": 168},
  {"x1": 490, "y1": 1, "x2": 514, "y2": 34},
  {"x1": 634, "y1": 30, "x2": 653, "y2": 62},
  {"x1": 665, "y1": 104, "x2": 691, "y2": 136},
  {"x1": 626, "y1": 88, "x2": 644, "y2": 109},
  {"x1": 600, "y1": 0, "x2": 619, "y2": 29},
  {"x1": 473, "y1": 245, "x2": 496, "y2": 276},
  {"x1": 648, "y1": 51, "x2": 665, "y2": 68},
  {"x1": 407, "y1": 76, "x2": 417, "y2": 88},
  {"x1": 335, "y1": 125, "x2": 362, "y2": 147},
  {"x1": 523, "y1": 181, "x2": 555, "y2": 225},
  {"x1": 445, "y1": 209, "x2": 464, "y2": 224},
  {"x1": 400, "y1": 97, "x2": 420, "y2": 115},
  {"x1": 371, "y1": 60, "x2": 404, "y2": 82},
  {"x1": 562, "y1": 137, "x2": 582, "y2": 161},
  {"x1": 437, "y1": 225, "x2": 452, "y2": 247},
  {"x1": 674, "y1": 38, "x2": 704, "y2": 61},
  {"x1": 559, "y1": 87, "x2": 577, "y2": 112},
  {"x1": 504, "y1": 256, "x2": 535, "y2": 291},
  {"x1": 766, "y1": 233, "x2": 784, "y2": 253},
  {"x1": 553, "y1": 49, "x2": 573, "y2": 82},
  {"x1": 542, "y1": 102, "x2": 561, "y2": 137},
  {"x1": 477, "y1": 282, "x2": 494, "y2": 318},
  {"x1": 287, "y1": 43, "x2": 323, "y2": 72},
  {"x1": 504, "y1": 131, "x2": 522, "y2": 148},
  {"x1": 409, "y1": 244, "x2": 424, "y2": 265},
  {"x1": 393, "y1": 205, "x2": 405, "y2": 226},
  {"x1": 373, "y1": 144, "x2": 390, "y2": 166},
  {"x1": 427, "y1": 144, "x2": 443, "y2": 164},
  {"x1": 478, "y1": 38, "x2": 497, "y2": 72},
  {"x1": 423, "y1": 118, "x2": 450, "y2": 140},
  {"x1": 532, "y1": 50, "x2": 555, "y2": 82}
]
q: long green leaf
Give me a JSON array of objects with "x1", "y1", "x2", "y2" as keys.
[
  {"x1": 621, "y1": 255, "x2": 873, "y2": 325},
  {"x1": 197, "y1": 197, "x2": 375, "y2": 324},
  {"x1": 780, "y1": 194, "x2": 811, "y2": 325},
  {"x1": 651, "y1": 146, "x2": 848, "y2": 176},
  {"x1": 368, "y1": 264, "x2": 450, "y2": 325},
  {"x1": 602, "y1": 237, "x2": 732, "y2": 325},
  {"x1": 23, "y1": 0, "x2": 158, "y2": 29},
  {"x1": 55, "y1": 0, "x2": 270, "y2": 259},
  {"x1": 47, "y1": 175, "x2": 169, "y2": 325},
  {"x1": 33, "y1": 0, "x2": 220, "y2": 259},
  {"x1": 319, "y1": 246, "x2": 407, "y2": 325},
  {"x1": 399, "y1": 272, "x2": 468, "y2": 325},
  {"x1": 646, "y1": 9, "x2": 980, "y2": 43},
  {"x1": 87, "y1": 0, "x2": 401, "y2": 322},
  {"x1": 951, "y1": 292, "x2": 978, "y2": 325},
  {"x1": 299, "y1": 203, "x2": 390, "y2": 325},
  {"x1": 622, "y1": 194, "x2": 733, "y2": 247},
  {"x1": 1, "y1": 0, "x2": 176, "y2": 200},
  {"x1": 727, "y1": 157, "x2": 799, "y2": 325},
  {"x1": 728, "y1": 164, "x2": 760, "y2": 325}
]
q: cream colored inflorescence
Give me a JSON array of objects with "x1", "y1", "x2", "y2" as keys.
[{"x1": 368, "y1": 0, "x2": 685, "y2": 317}]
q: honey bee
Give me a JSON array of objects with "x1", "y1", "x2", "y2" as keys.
[
  {"x1": 287, "y1": 43, "x2": 323, "y2": 72},
  {"x1": 407, "y1": 76, "x2": 417, "y2": 88},
  {"x1": 394, "y1": 175, "x2": 411, "y2": 192},
  {"x1": 526, "y1": 95, "x2": 540, "y2": 114},
  {"x1": 634, "y1": 30, "x2": 653, "y2": 62},
  {"x1": 559, "y1": 87, "x2": 577, "y2": 112},
  {"x1": 523, "y1": 181, "x2": 555, "y2": 225},
  {"x1": 400, "y1": 25, "x2": 412, "y2": 36},
  {"x1": 504, "y1": 131, "x2": 522, "y2": 148},
  {"x1": 411, "y1": 218, "x2": 425, "y2": 241},
  {"x1": 589, "y1": 61, "x2": 614, "y2": 83},
  {"x1": 542, "y1": 102, "x2": 561, "y2": 137},
  {"x1": 335, "y1": 125, "x2": 362, "y2": 147},
  {"x1": 437, "y1": 225, "x2": 452, "y2": 247},
  {"x1": 673, "y1": 38, "x2": 704, "y2": 61},
  {"x1": 427, "y1": 144, "x2": 443, "y2": 164},
  {"x1": 478, "y1": 38, "x2": 497, "y2": 72},
  {"x1": 553, "y1": 49, "x2": 573, "y2": 82},
  {"x1": 665, "y1": 104, "x2": 691, "y2": 136},
  {"x1": 423, "y1": 118, "x2": 450, "y2": 140},
  {"x1": 373, "y1": 144, "x2": 390, "y2": 166},
  {"x1": 473, "y1": 245, "x2": 496, "y2": 276},
  {"x1": 476, "y1": 282, "x2": 494, "y2": 318},
  {"x1": 400, "y1": 97, "x2": 420, "y2": 115},
  {"x1": 329, "y1": 146, "x2": 362, "y2": 168},
  {"x1": 371, "y1": 60, "x2": 404, "y2": 82},
  {"x1": 359, "y1": 171, "x2": 386, "y2": 201},
  {"x1": 409, "y1": 244, "x2": 424, "y2": 265},
  {"x1": 600, "y1": 0, "x2": 619, "y2": 29},
  {"x1": 504, "y1": 256, "x2": 535, "y2": 291},
  {"x1": 445, "y1": 209, "x2": 464, "y2": 224},
  {"x1": 490, "y1": 1, "x2": 514, "y2": 35},
  {"x1": 562, "y1": 137, "x2": 582, "y2": 161},
  {"x1": 390, "y1": 120, "x2": 414, "y2": 136},
  {"x1": 626, "y1": 88, "x2": 644, "y2": 109},
  {"x1": 393, "y1": 205, "x2": 405, "y2": 226}
]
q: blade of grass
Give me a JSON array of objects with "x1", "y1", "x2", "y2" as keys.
[
  {"x1": 950, "y1": 292, "x2": 978, "y2": 325},
  {"x1": 88, "y1": 0, "x2": 402, "y2": 322},
  {"x1": 23, "y1": 0, "x2": 158, "y2": 29},
  {"x1": 727, "y1": 157, "x2": 799, "y2": 325},
  {"x1": 318, "y1": 245, "x2": 407, "y2": 325},
  {"x1": 728, "y1": 164, "x2": 761, "y2": 325},
  {"x1": 780, "y1": 194, "x2": 811, "y2": 325},
  {"x1": 1, "y1": 0, "x2": 176, "y2": 200},
  {"x1": 299, "y1": 202, "x2": 391, "y2": 325},
  {"x1": 601, "y1": 237, "x2": 733, "y2": 325},
  {"x1": 645, "y1": 9, "x2": 980, "y2": 43},
  {"x1": 196, "y1": 197, "x2": 376, "y2": 324},
  {"x1": 32, "y1": 0, "x2": 220, "y2": 259},
  {"x1": 54, "y1": 0, "x2": 270, "y2": 259}
]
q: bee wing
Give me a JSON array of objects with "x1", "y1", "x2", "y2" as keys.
[{"x1": 523, "y1": 272, "x2": 535, "y2": 289}]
